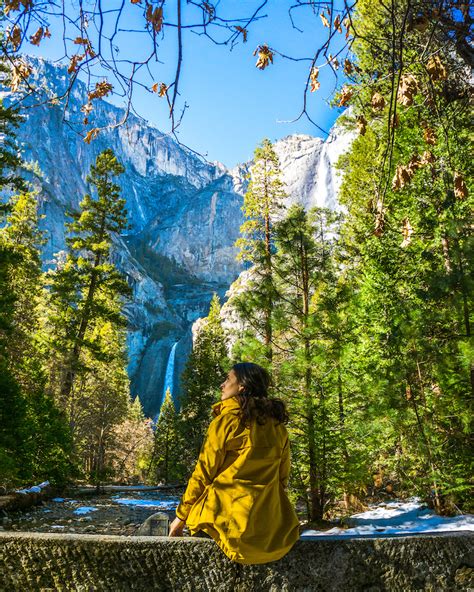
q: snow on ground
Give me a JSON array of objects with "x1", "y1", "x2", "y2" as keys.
[
  {"x1": 300, "y1": 497, "x2": 474, "y2": 538},
  {"x1": 16, "y1": 481, "x2": 50, "y2": 494}
]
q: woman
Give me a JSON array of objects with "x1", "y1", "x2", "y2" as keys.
[{"x1": 168, "y1": 362, "x2": 300, "y2": 565}]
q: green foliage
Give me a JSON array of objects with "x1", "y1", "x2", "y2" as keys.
[
  {"x1": 225, "y1": 0, "x2": 472, "y2": 517},
  {"x1": 0, "y1": 90, "x2": 28, "y2": 196},
  {"x1": 0, "y1": 147, "x2": 74, "y2": 488},
  {"x1": 334, "y1": 0, "x2": 473, "y2": 513},
  {"x1": 126, "y1": 239, "x2": 201, "y2": 290},
  {"x1": 233, "y1": 138, "x2": 288, "y2": 363},
  {"x1": 39, "y1": 148, "x2": 135, "y2": 484},
  {"x1": 149, "y1": 389, "x2": 182, "y2": 484},
  {"x1": 174, "y1": 293, "x2": 231, "y2": 481},
  {"x1": 42, "y1": 148, "x2": 132, "y2": 401}
]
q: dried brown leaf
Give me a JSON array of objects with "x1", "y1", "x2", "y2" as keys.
[
  {"x1": 254, "y1": 44, "x2": 274, "y2": 70},
  {"x1": 423, "y1": 126, "x2": 436, "y2": 145},
  {"x1": 88, "y1": 81, "x2": 113, "y2": 101},
  {"x1": 146, "y1": 5, "x2": 163, "y2": 33},
  {"x1": 371, "y1": 92, "x2": 385, "y2": 110},
  {"x1": 392, "y1": 165, "x2": 412, "y2": 191},
  {"x1": 68, "y1": 54, "x2": 84, "y2": 74},
  {"x1": 454, "y1": 172, "x2": 468, "y2": 199},
  {"x1": 10, "y1": 59, "x2": 32, "y2": 91},
  {"x1": 9, "y1": 25, "x2": 22, "y2": 50},
  {"x1": 420, "y1": 151, "x2": 435, "y2": 165},
  {"x1": 329, "y1": 54, "x2": 340, "y2": 70},
  {"x1": 235, "y1": 26, "x2": 248, "y2": 42},
  {"x1": 400, "y1": 218, "x2": 413, "y2": 247},
  {"x1": 426, "y1": 55, "x2": 447, "y2": 81},
  {"x1": 374, "y1": 197, "x2": 385, "y2": 237},
  {"x1": 30, "y1": 27, "x2": 45, "y2": 46},
  {"x1": 356, "y1": 114, "x2": 367, "y2": 135},
  {"x1": 84, "y1": 128, "x2": 100, "y2": 144},
  {"x1": 310, "y1": 67, "x2": 320, "y2": 92},
  {"x1": 320, "y1": 12, "x2": 330, "y2": 28},
  {"x1": 397, "y1": 74, "x2": 418, "y2": 106},
  {"x1": 338, "y1": 86, "x2": 353, "y2": 107}
]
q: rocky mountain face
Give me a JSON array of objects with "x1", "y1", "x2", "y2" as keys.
[{"x1": 11, "y1": 56, "x2": 355, "y2": 418}]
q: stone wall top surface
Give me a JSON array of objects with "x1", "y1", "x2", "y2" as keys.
[{"x1": 0, "y1": 530, "x2": 473, "y2": 591}]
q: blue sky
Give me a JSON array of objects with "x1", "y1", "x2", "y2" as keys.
[{"x1": 24, "y1": 0, "x2": 349, "y2": 168}]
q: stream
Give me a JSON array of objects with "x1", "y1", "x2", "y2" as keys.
[{"x1": 1, "y1": 487, "x2": 185, "y2": 536}]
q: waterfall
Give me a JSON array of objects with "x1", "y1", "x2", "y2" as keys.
[{"x1": 153, "y1": 341, "x2": 178, "y2": 426}]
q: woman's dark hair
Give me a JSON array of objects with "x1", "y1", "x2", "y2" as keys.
[{"x1": 231, "y1": 362, "x2": 289, "y2": 427}]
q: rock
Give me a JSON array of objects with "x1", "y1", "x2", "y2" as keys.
[{"x1": 136, "y1": 512, "x2": 169, "y2": 536}]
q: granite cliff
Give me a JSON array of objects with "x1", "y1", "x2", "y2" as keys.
[{"x1": 12, "y1": 56, "x2": 355, "y2": 417}]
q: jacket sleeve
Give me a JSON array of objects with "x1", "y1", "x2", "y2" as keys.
[
  {"x1": 175, "y1": 414, "x2": 234, "y2": 521},
  {"x1": 279, "y1": 436, "x2": 290, "y2": 489}
]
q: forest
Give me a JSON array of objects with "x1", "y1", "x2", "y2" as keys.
[{"x1": 0, "y1": 0, "x2": 472, "y2": 523}]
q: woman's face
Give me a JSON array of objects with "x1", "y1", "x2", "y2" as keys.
[{"x1": 220, "y1": 369, "x2": 244, "y2": 400}]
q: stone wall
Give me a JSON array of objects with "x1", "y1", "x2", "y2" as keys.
[{"x1": 0, "y1": 531, "x2": 473, "y2": 591}]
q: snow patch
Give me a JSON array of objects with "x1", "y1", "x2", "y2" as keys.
[
  {"x1": 15, "y1": 481, "x2": 50, "y2": 494},
  {"x1": 300, "y1": 498, "x2": 474, "y2": 538}
]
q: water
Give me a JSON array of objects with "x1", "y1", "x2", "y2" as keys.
[
  {"x1": 4, "y1": 489, "x2": 183, "y2": 536},
  {"x1": 154, "y1": 341, "x2": 179, "y2": 426}
]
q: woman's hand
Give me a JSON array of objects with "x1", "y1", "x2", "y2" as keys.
[{"x1": 168, "y1": 516, "x2": 186, "y2": 536}]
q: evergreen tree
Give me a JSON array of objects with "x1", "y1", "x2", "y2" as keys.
[
  {"x1": 334, "y1": 0, "x2": 473, "y2": 511},
  {"x1": 177, "y1": 293, "x2": 231, "y2": 476},
  {"x1": 0, "y1": 79, "x2": 29, "y2": 486},
  {"x1": 0, "y1": 100, "x2": 74, "y2": 487},
  {"x1": 272, "y1": 204, "x2": 355, "y2": 520},
  {"x1": 0, "y1": 80, "x2": 28, "y2": 196},
  {"x1": 44, "y1": 148, "x2": 132, "y2": 428},
  {"x1": 78, "y1": 320, "x2": 131, "y2": 485},
  {"x1": 40, "y1": 148, "x2": 134, "y2": 483},
  {"x1": 233, "y1": 138, "x2": 288, "y2": 364},
  {"x1": 0, "y1": 243, "x2": 27, "y2": 485},
  {"x1": 1, "y1": 192, "x2": 46, "y2": 387},
  {"x1": 149, "y1": 388, "x2": 181, "y2": 484}
]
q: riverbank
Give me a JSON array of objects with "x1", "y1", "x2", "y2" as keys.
[
  {"x1": 0, "y1": 487, "x2": 185, "y2": 536},
  {"x1": 1, "y1": 484, "x2": 473, "y2": 539}
]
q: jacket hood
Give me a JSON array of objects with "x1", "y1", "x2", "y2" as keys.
[{"x1": 212, "y1": 395, "x2": 241, "y2": 417}]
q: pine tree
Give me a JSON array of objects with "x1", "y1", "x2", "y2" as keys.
[
  {"x1": 149, "y1": 388, "x2": 181, "y2": 484},
  {"x1": 176, "y1": 293, "x2": 231, "y2": 476},
  {"x1": 78, "y1": 320, "x2": 131, "y2": 486},
  {"x1": 0, "y1": 94, "x2": 73, "y2": 487},
  {"x1": 0, "y1": 243, "x2": 27, "y2": 485},
  {"x1": 0, "y1": 84, "x2": 28, "y2": 196},
  {"x1": 44, "y1": 148, "x2": 132, "y2": 425},
  {"x1": 1, "y1": 192, "x2": 46, "y2": 387},
  {"x1": 272, "y1": 204, "x2": 353, "y2": 520},
  {"x1": 334, "y1": 0, "x2": 473, "y2": 512},
  {"x1": 233, "y1": 138, "x2": 288, "y2": 364}
]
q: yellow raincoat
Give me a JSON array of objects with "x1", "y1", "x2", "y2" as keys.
[{"x1": 175, "y1": 395, "x2": 300, "y2": 564}]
